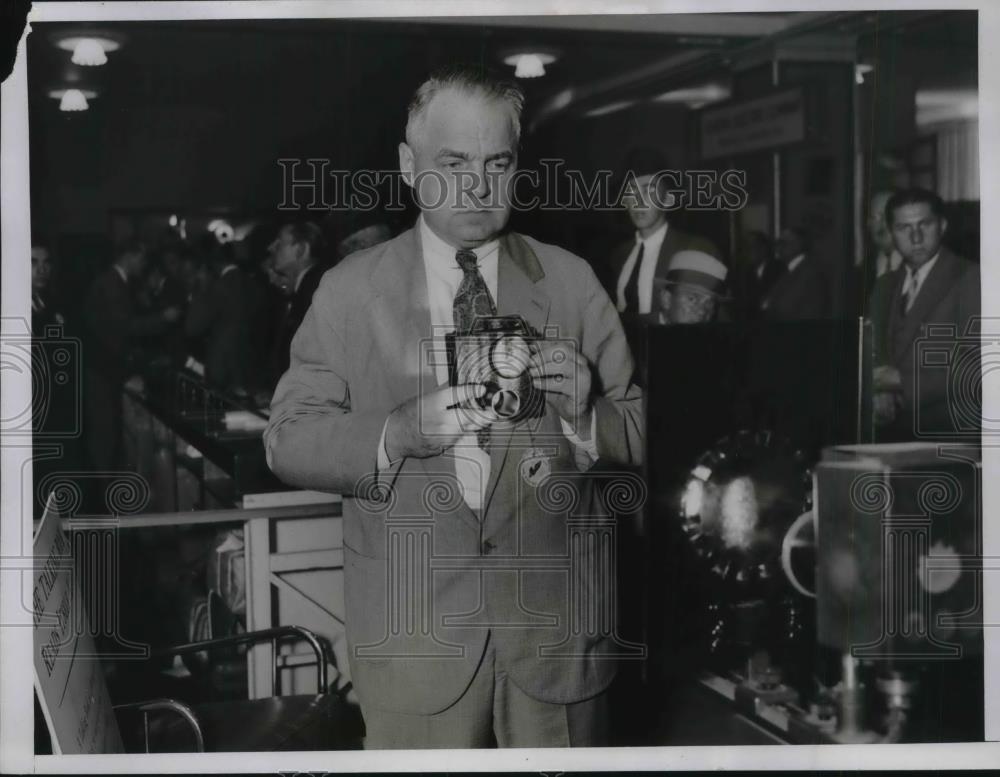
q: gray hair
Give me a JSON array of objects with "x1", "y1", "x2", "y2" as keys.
[{"x1": 405, "y1": 64, "x2": 525, "y2": 148}]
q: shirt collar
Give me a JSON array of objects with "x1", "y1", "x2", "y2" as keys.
[
  {"x1": 904, "y1": 250, "x2": 940, "y2": 287},
  {"x1": 113, "y1": 264, "x2": 128, "y2": 284},
  {"x1": 635, "y1": 220, "x2": 669, "y2": 249},
  {"x1": 221, "y1": 263, "x2": 238, "y2": 277},
  {"x1": 419, "y1": 215, "x2": 499, "y2": 272},
  {"x1": 786, "y1": 253, "x2": 806, "y2": 273}
]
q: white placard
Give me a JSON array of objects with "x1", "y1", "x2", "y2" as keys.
[{"x1": 32, "y1": 501, "x2": 125, "y2": 755}]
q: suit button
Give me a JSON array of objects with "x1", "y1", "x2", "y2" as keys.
[{"x1": 481, "y1": 540, "x2": 495, "y2": 555}]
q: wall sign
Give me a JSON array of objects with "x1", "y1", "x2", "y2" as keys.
[{"x1": 700, "y1": 87, "x2": 806, "y2": 160}]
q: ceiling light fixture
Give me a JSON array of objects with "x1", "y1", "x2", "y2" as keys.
[
  {"x1": 653, "y1": 83, "x2": 731, "y2": 109},
  {"x1": 503, "y1": 52, "x2": 557, "y2": 79},
  {"x1": 48, "y1": 88, "x2": 97, "y2": 112},
  {"x1": 584, "y1": 100, "x2": 638, "y2": 118},
  {"x1": 55, "y1": 36, "x2": 121, "y2": 67}
]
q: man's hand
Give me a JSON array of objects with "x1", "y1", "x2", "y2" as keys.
[
  {"x1": 874, "y1": 364, "x2": 902, "y2": 393},
  {"x1": 385, "y1": 383, "x2": 493, "y2": 460},
  {"x1": 529, "y1": 340, "x2": 594, "y2": 438}
]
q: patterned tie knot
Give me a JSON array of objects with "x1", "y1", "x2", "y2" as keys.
[{"x1": 456, "y1": 249, "x2": 479, "y2": 272}]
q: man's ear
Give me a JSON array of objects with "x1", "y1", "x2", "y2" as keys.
[
  {"x1": 399, "y1": 142, "x2": 415, "y2": 189},
  {"x1": 940, "y1": 216, "x2": 949, "y2": 237}
]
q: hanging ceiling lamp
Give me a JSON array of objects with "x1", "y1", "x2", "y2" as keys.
[
  {"x1": 48, "y1": 88, "x2": 97, "y2": 112},
  {"x1": 503, "y1": 52, "x2": 557, "y2": 79},
  {"x1": 55, "y1": 35, "x2": 121, "y2": 66}
]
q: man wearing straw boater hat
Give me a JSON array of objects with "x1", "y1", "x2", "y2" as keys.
[{"x1": 646, "y1": 249, "x2": 729, "y2": 325}]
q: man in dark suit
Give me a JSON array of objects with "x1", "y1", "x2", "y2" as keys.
[
  {"x1": 760, "y1": 226, "x2": 832, "y2": 320},
  {"x1": 184, "y1": 244, "x2": 261, "y2": 395},
  {"x1": 733, "y1": 230, "x2": 783, "y2": 321},
  {"x1": 265, "y1": 65, "x2": 642, "y2": 748},
  {"x1": 82, "y1": 240, "x2": 180, "y2": 470},
  {"x1": 868, "y1": 187, "x2": 980, "y2": 441},
  {"x1": 266, "y1": 221, "x2": 327, "y2": 385},
  {"x1": 609, "y1": 148, "x2": 720, "y2": 331}
]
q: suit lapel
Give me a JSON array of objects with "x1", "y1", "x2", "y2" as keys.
[
  {"x1": 891, "y1": 248, "x2": 964, "y2": 362},
  {"x1": 370, "y1": 228, "x2": 486, "y2": 530},
  {"x1": 481, "y1": 232, "x2": 551, "y2": 521}
]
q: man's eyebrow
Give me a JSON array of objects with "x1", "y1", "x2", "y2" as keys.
[
  {"x1": 485, "y1": 151, "x2": 514, "y2": 162},
  {"x1": 436, "y1": 148, "x2": 471, "y2": 160}
]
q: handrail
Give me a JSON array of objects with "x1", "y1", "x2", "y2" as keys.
[
  {"x1": 151, "y1": 625, "x2": 329, "y2": 694},
  {"x1": 113, "y1": 698, "x2": 205, "y2": 752}
]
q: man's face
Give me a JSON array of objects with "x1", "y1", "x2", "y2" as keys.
[
  {"x1": 868, "y1": 192, "x2": 894, "y2": 253},
  {"x1": 661, "y1": 283, "x2": 717, "y2": 324},
  {"x1": 399, "y1": 89, "x2": 516, "y2": 249},
  {"x1": 623, "y1": 174, "x2": 668, "y2": 233},
  {"x1": 123, "y1": 250, "x2": 148, "y2": 279},
  {"x1": 889, "y1": 202, "x2": 946, "y2": 269},
  {"x1": 262, "y1": 255, "x2": 291, "y2": 296},
  {"x1": 269, "y1": 227, "x2": 306, "y2": 283},
  {"x1": 31, "y1": 247, "x2": 52, "y2": 292}
]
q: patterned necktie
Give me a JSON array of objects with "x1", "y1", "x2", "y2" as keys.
[
  {"x1": 453, "y1": 249, "x2": 496, "y2": 449},
  {"x1": 623, "y1": 242, "x2": 644, "y2": 314},
  {"x1": 453, "y1": 249, "x2": 496, "y2": 334}
]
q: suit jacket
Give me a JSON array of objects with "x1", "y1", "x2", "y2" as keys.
[
  {"x1": 868, "y1": 247, "x2": 980, "y2": 440},
  {"x1": 185, "y1": 267, "x2": 260, "y2": 392},
  {"x1": 83, "y1": 266, "x2": 165, "y2": 382},
  {"x1": 265, "y1": 226, "x2": 643, "y2": 715},
  {"x1": 609, "y1": 225, "x2": 720, "y2": 324},
  {"x1": 271, "y1": 263, "x2": 326, "y2": 383},
  {"x1": 735, "y1": 260, "x2": 785, "y2": 321},
  {"x1": 760, "y1": 254, "x2": 832, "y2": 320}
]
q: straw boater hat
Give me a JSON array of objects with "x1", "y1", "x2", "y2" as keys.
[{"x1": 655, "y1": 249, "x2": 729, "y2": 298}]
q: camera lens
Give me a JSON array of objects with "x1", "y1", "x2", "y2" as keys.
[{"x1": 491, "y1": 388, "x2": 521, "y2": 418}]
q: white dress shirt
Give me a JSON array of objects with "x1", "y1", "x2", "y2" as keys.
[
  {"x1": 900, "y1": 251, "x2": 940, "y2": 313},
  {"x1": 616, "y1": 221, "x2": 669, "y2": 314},
  {"x1": 377, "y1": 216, "x2": 597, "y2": 511}
]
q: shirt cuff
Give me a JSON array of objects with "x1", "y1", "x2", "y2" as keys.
[
  {"x1": 560, "y1": 413, "x2": 599, "y2": 470},
  {"x1": 377, "y1": 416, "x2": 395, "y2": 471}
]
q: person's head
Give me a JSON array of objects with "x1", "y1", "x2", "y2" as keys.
[
  {"x1": 268, "y1": 221, "x2": 325, "y2": 285},
  {"x1": 161, "y1": 247, "x2": 183, "y2": 279},
  {"x1": 884, "y1": 187, "x2": 948, "y2": 269},
  {"x1": 115, "y1": 239, "x2": 149, "y2": 280},
  {"x1": 399, "y1": 64, "x2": 524, "y2": 249},
  {"x1": 31, "y1": 242, "x2": 53, "y2": 294},
  {"x1": 621, "y1": 147, "x2": 672, "y2": 236},
  {"x1": 775, "y1": 227, "x2": 808, "y2": 264},
  {"x1": 868, "y1": 190, "x2": 896, "y2": 254},
  {"x1": 261, "y1": 253, "x2": 291, "y2": 296},
  {"x1": 657, "y1": 250, "x2": 728, "y2": 324}
]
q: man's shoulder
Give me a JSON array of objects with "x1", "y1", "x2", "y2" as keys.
[
  {"x1": 316, "y1": 229, "x2": 410, "y2": 292},
  {"x1": 514, "y1": 232, "x2": 600, "y2": 284}
]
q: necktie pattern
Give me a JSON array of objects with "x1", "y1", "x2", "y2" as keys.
[
  {"x1": 453, "y1": 249, "x2": 496, "y2": 450},
  {"x1": 623, "y1": 242, "x2": 644, "y2": 314},
  {"x1": 453, "y1": 249, "x2": 497, "y2": 333}
]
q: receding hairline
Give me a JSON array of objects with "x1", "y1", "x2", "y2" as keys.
[{"x1": 405, "y1": 81, "x2": 523, "y2": 149}]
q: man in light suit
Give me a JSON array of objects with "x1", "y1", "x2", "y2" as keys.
[
  {"x1": 760, "y1": 226, "x2": 832, "y2": 320},
  {"x1": 265, "y1": 65, "x2": 643, "y2": 748},
  {"x1": 868, "y1": 187, "x2": 980, "y2": 441}
]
